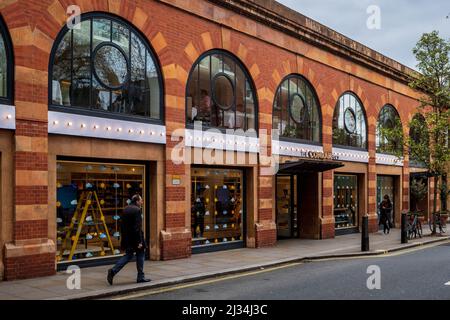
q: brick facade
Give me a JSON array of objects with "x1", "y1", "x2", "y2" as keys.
[{"x1": 0, "y1": 0, "x2": 446, "y2": 280}]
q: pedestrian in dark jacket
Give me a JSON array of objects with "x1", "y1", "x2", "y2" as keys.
[
  {"x1": 379, "y1": 195, "x2": 392, "y2": 234},
  {"x1": 107, "y1": 194, "x2": 150, "y2": 284}
]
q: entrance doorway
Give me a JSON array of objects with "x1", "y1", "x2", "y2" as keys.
[
  {"x1": 377, "y1": 175, "x2": 395, "y2": 227},
  {"x1": 276, "y1": 175, "x2": 298, "y2": 239}
]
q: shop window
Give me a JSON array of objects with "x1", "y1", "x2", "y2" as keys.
[
  {"x1": 377, "y1": 176, "x2": 395, "y2": 221},
  {"x1": 56, "y1": 161, "x2": 145, "y2": 262},
  {"x1": 376, "y1": 104, "x2": 403, "y2": 154},
  {"x1": 272, "y1": 74, "x2": 321, "y2": 143},
  {"x1": 186, "y1": 50, "x2": 257, "y2": 131},
  {"x1": 50, "y1": 14, "x2": 163, "y2": 122},
  {"x1": 332, "y1": 92, "x2": 367, "y2": 149},
  {"x1": 191, "y1": 168, "x2": 244, "y2": 247},
  {"x1": 0, "y1": 15, "x2": 13, "y2": 105},
  {"x1": 334, "y1": 174, "x2": 358, "y2": 229},
  {"x1": 276, "y1": 175, "x2": 298, "y2": 238}
]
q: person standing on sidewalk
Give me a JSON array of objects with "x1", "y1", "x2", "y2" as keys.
[
  {"x1": 379, "y1": 195, "x2": 392, "y2": 234},
  {"x1": 107, "y1": 194, "x2": 151, "y2": 284}
]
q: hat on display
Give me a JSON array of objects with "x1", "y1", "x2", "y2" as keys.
[
  {"x1": 71, "y1": 200, "x2": 77, "y2": 205},
  {"x1": 205, "y1": 211, "x2": 210, "y2": 216},
  {"x1": 205, "y1": 225, "x2": 210, "y2": 230},
  {"x1": 114, "y1": 249, "x2": 121, "y2": 255},
  {"x1": 85, "y1": 216, "x2": 93, "y2": 222},
  {"x1": 86, "y1": 183, "x2": 93, "y2": 188},
  {"x1": 86, "y1": 233, "x2": 93, "y2": 240},
  {"x1": 113, "y1": 183, "x2": 120, "y2": 188},
  {"x1": 56, "y1": 217, "x2": 62, "y2": 223},
  {"x1": 85, "y1": 252, "x2": 93, "y2": 258},
  {"x1": 99, "y1": 233, "x2": 107, "y2": 239},
  {"x1": 113, "y1": 215, "x2": 120, "y2": 220},
  {"x1": 113, "y1": 231, "x2": 120, "y2": 238}
]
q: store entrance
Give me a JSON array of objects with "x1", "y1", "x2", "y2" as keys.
[
  {"x1": 276, "y1": 159, "x2": 344, "y2": 239},
  {"x1": 276, "y1": 175, "x2": 298, "y2": 239},
  {"x1": 377, "y1": 175, "x2": 396, "y2": 227}
]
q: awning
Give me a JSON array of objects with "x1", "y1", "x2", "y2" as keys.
[{"x1": 277, "y1": 159, "x2": 345, "y2": 174}]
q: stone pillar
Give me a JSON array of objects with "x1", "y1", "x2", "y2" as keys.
[
  {"x1": 160, "y1": 61, "x2": 191, "y2": 260},
  {"x1": 3, "y1": 20, "x2": 55, "y2": 279}
]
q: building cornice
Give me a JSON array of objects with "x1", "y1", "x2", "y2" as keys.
[{"x1": 207, "y1": 0, "x2": 418, "y2": 85}]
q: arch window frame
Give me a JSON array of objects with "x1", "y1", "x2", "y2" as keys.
[
  {"x1": 48, "y1": 12, "x2": 164, "y2": 124},
  {"x1": 185, "y1": 49, "x2": 259, "y2": 133},
  {"x1": 376, "y1": 104, "x2": 403, "y2": 155},
  {"x1": 272, "y1": 74, "x2": 322, "y2": 145},
  {"x1": 332, "y1": 91, "x2": 368, "y2": 151},
  {"x1": 0, "y1": 15, "x2": 14, "y2": 106}
]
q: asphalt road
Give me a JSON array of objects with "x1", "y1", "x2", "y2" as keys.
[{"x1": 127, "y1": 242, "x2": 450, "y2": 300}]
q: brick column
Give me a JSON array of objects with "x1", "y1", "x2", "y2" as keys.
[
  {"x1": 160, "y1": 64, "x2": 191, "y2": 260},
  {"x1": 255, "y1": 90, "x2": 276, "y2": 248},
  {"x1": 3, "y1": 21, "x2": 55, "y2": 279},
  {"x1": 367, "y1": 117, "x2": 379, "y2": 232}
]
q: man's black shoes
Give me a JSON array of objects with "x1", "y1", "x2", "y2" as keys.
[
  {"x1": 137, "y1": 278, "x2": 151, "y2": 283},
  {"x1": 107, "y1": 269, "x2": 114, "y2": 285}
]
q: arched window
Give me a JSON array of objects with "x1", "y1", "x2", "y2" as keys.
[
  {"x1": 332, "y1": 92, "x2": 367, "y2": 149},
  {"x1": 376, "y1": 104, "x2": 403, "y2": 154},
  {"x1": 409, "y1": 113, "x2": 429, "y2": 166},
  {"x1": 186, "y1": 50, "x2": 257, "y2": 131},
  {"x1": 0, "y1": 15, "x2": 13, "y2": 105},
  {"x1": 50, "y1": 13, "x2": 163, "y2": 122},
  {"x1": 272, "y1": 74, "x2": 321, "y2": 143}
]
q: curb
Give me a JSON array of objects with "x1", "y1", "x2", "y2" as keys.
[{"x1": 63, "y1": 236, "x2": 450, "y2": 300}]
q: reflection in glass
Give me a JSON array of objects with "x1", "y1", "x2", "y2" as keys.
[
  {"x1": 332, "y1": 92, "x2": 367, "y2": 149},
  {"x1": 273, "y1": 75, "x2": 321, "y2": 142},
  {"x1": 0, "y1": 32, "x2": 7, "y2": 98},
  {"x1": 376, "y1": 105, "x2": 403, "y2": 154},
  {"x1": 186, "y1": 51, "x2": 257, "y2": 131},
  {"x1": 94, "y1": 45, "x2": 128, "y2": 88},
  {"x1": 51, "y1": 15, "x2": 162, "y2": 121}
]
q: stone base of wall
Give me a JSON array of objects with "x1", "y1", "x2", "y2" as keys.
[
  {"x1": 320, "y1": 222, "x2": 335, "y2": 239},
  {"x1": 160, "y1": 229, "x2": 192, "y2": 260},
  {"x1": 255, "y1": 221, "x2": 277, "y2": 248},
  {"x1": 3, "y1": 240, "x2": 56, "y2": 280},
  {"x1": 368, "y1": 215, "x2": 379, "y2": 233}
]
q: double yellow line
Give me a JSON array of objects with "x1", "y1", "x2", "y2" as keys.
[{"x1": 112, "y1": 239, "x2": 450, "y2": 300}]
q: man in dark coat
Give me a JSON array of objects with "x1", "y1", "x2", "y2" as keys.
[{"x1": 107, "y1": 194, "x2": 150, "y2": 284}]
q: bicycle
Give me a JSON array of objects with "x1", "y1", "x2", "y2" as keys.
[
  {"x1": 407, "y1": 212, "x2": 423, "y2": 239},
  {"x1": 428, "y1": 211, "x2": 448, "y2": 234}
]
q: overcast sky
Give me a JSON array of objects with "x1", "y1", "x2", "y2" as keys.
[{"x1": 277, "y1": 0, "x2": 450, "y2": 70}]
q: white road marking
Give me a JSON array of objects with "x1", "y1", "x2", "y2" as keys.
[{"x1": 445, "y1": 281, "x2": 450, "y2": 286}]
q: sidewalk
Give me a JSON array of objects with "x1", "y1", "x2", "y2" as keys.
[{"x1": 0, "y1": 229, "x2": 448, "y2": 300}]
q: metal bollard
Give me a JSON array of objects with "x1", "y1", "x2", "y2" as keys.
[
  {"x1": 361, "y1": 215, "x2": 369, "y2": 251},
  {"x1": 401, "y1": 212, "x2": 408, "y2": 244}
]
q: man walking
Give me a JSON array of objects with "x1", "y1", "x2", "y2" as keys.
[{"x1": 107, "y1": 194, "x2": 151, "y2": 284}]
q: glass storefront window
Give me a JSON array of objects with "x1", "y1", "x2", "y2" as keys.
[
  {"x1": 186, "y1": 50, "x2": 257, "y2": 131},
  {"x1": 272, "y1": 74, "x2": 321, "y2": 142},
  {"x1": 334, "y1": 174, "x2": 358, "y2": 229},
  {"x1": 376, "y1": 104, "x2": 403, "y2": 154},
  {"x1": 276, "y1": 175, "x2": 298, "y2": 238},
  {"x1": 332, "y1": 92, "x2": 367, "y2": 149},
  {"x1": 56, "y1": 161, "x2": 145, "y2": 262},
  {"x1": 191, "y1": 168, "x2": 244, "y2": 247},
  {"x1": 51, "y1": 14, "x2": 162, "y2": 122}
]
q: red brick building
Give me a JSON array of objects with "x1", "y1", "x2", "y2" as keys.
[{"x1": 0, "y1": 0, "x2": 443, "y2": 280}]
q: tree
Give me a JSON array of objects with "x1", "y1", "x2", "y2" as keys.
[{"x1": 381, "y1": 31, "x2": 450, "y2": 234}]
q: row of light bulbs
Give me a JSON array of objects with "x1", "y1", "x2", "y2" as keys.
[
  {"x1": 52, "y1": 120, "x2": 166, "y2": 137},
  {"x1": 187, "y1": 135, "x2": 260, "y2": 148}
]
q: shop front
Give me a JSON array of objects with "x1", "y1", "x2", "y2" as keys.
[
  {"x1": 190, "y1": 167, "x2": 245, "y2": 253},
  {"x1": 276, "y1": 158, "x2": 344, "y2": 239},
  {"x1": 333, "y1": 174, "x2": 359, "y2": 233},
  {"x1": 55, "y1": 159, "x2": 149, "y2": 268}
]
